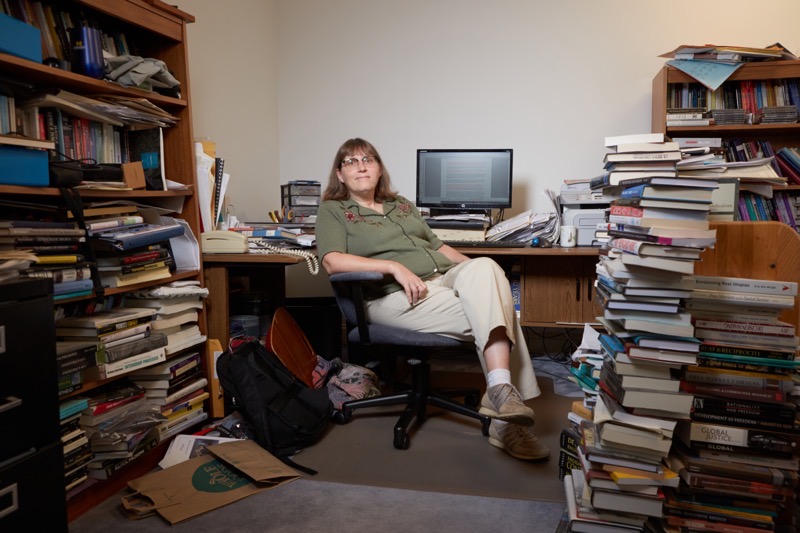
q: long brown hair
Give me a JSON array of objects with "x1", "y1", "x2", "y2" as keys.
[{"x1": 322, "y1": 138, "x2": 397, "y2": 201}]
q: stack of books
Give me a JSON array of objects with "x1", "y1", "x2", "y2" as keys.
[
  {"x1": 590, "y1": 133, "x2": 682, "y2": 190},
  {"x1": 128, "y1": 351, "x2": 209, "y2": 442},
  {"x1": 123, "y1": 290, "x2": 207, "y2": 354},
  {"x1": 562, "y1": 133, "x2": 724, "y2": 532},
  {"x1": 59, "y1": 398, "x2": 92, "y2": 493},
  {"x1": 55, "y1": 341, "x2": 97, "y2": 397},
  {"x1": 1, "y1": 219, "x2": 93, "y2": 299},
  {"x1": 664, "y1": 275, "x2": 800, "y2": 532},
  {"x1": 78, "y1": 382, "x2": 162, "y2": 480},
  {"x1": 55, "y1": 307, "x2": 167, "y2": 381}
]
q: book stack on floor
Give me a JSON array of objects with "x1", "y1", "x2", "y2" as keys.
[
  {"x1": 662, "y1": 274, "x2": 800, "y2": 533},
  {"x1": 128, "y1": 351, "x2": 209, "y2": 442},
  {"x1": 59, "y1": 397, "x2": 93, "y2": 493},
  {"x1": 77, "y1": 381, "x2": 162, "y2": 480},
  {"x1": 122, "y1": 290, "x2": 207, "y2": 354},
  {"x1": 563, "y1": 133, "x2": 723, "y2": 533},
  {"x1": 55, "y1": 307, "x2": 167, "y2": 381},
  {"x1": 1, "y1": 219, "x2": 94, "y2": 299}
]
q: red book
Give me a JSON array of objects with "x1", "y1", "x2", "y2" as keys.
[{"x1": 775, "y1": 153, "x2": 800, "y2": 185}]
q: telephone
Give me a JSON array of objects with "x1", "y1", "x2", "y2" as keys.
[{"x1": 201, "y1": 230, "x2": 248, "y2": 253}]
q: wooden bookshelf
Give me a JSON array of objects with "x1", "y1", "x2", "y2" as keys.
[
  {"x1": 0, "y1": 0, "x2": 203, "y2": 523},
  {"x1": 652, "y1": 61, "x2": 800, "y2": 231}
]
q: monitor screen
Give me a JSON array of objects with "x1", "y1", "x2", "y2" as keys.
[{"x1": 415, "y1": 149, "x2": 513, "y2": 211}]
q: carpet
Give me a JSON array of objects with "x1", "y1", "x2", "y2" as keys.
[{"x1": 296, "y1": 366, "x2": 577, "y2": 503}]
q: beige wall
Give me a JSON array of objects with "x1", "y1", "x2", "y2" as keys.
[{"x1": 173, "y1": 0, "x2": 800, "y2": 296}]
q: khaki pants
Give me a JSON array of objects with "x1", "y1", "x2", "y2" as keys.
[{"x1": 365, "y1": 257, "x2": 541, "y2": 400}]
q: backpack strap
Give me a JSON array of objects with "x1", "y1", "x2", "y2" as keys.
[{"x1": 59, "y1": 186, "x2": 104, "y2": 298}]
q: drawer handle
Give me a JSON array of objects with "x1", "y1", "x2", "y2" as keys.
[
  {"x1": 575, "y1": 278, "x2": 580, "y2": 301},
  {"x1": 0, "y1": 482, "x2": 19, "y2": 520},
  {"x1": 0, "y1": 396, "x2": 22, "y2": 415}
]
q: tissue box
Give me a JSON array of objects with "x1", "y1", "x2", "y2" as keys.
[
  {"x1": 0, "y1": 146, "x2": 49, "y2": 186},
  {"x1": 0, "y1": 14, "x2": 42, "y2": 63}
]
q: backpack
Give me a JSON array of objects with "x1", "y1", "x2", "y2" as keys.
[{"x1": 216, "y1": 338, "x2": 333, "y2": 474}]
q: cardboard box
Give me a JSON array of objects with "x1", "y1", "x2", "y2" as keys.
[
  {"x1": 122, "y1": 439, "x2": 299, "y2": 524},
  {"x1": 0, "y1": 145, "x2": 49, "y2": 186},
  {"x1": 0, "y1": 14, "x2": 42, "y2": 63}
]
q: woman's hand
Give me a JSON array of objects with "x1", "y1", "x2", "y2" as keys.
[{"x1": 391, "y1": 263, "x2": 428, "y2": 305}]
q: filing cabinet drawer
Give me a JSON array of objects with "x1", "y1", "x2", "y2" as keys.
[
  {"x1": 0, "y1": 443, "x2": 66, "y2": 531},
  {"x1": 0, "y1": 279, "x2": 59, "y2": 458}
]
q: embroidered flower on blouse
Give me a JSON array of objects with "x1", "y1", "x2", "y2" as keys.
[
  {"x1": 344, "y1": 209, "x2": 357, "y2": 222},
  {"x1": 397, "y1": 202, "x2": 412, "y2": 218}
]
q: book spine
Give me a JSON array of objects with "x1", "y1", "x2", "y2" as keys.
[
  {"x1": 694, "y1": 328, "x2": 798, "y2": 347},
  {"x1": 609, "y1": 204, "x2": 645, "y2": 218},
  {"x1": 93, "y1": 316, "x2": 153, "y2": 336},
  {"x1": 665, "y1": 508, "x2": 774, "y2": 532},
  {"x1": 691, "y1": 276, "x2": 797, "y2": 296},
  {"x1": 119, "y1": 259, "x2": 173, "y2": 275},
  {"x1": 20, "y1": 266, "x2": 92, "y2": 283},
  {"x1": 160, "y1": 377, "x2": 207, "y2": 405},
  {"x1": 103, "y1": 333, "x2": 167, "y2": 363},
  {"x1": 679, "y1": 381, "x2": 788, "y2": 404},
  {"x1": 96, "y1": 348, "x2": 166, "y2": 380},
  {"x1": 691, "y1": 395, "x2": 796, "y2": 421},
  {"x1": 684, "y1": 422, "x2": 798, "y2": 453},
  {"x1": 689, "y1": 409, "x2": 799, "y2": 434},
  {"x1": 558, "y1": 449, "x2": 581, "y2": 479},
  {"x1": 559, "y1": 427, "x2": 581, "y2": 456},
  {"x1": 699, "y1": 342, "x2": 796, "y2": 361},
  {"x1": 681, "y1": 471, "x2": 790, "y2": 497},
  {"x1": 693, "y1": 319, "x2": 795, "y2": 337},
  {"x1": 98, "y1": 434, "x2": 159, "y2": 479},
  {"x1": 84, "y1": 393, "x2": 144, "y2": 418},
  {"x1": 695, "y1": 356, "x2": 795, "y2": 375},
  {"x1": 97, "y1": 323, "x2": 151, "y2": 345}
]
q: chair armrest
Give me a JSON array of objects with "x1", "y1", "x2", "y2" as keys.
[{"x1": 329, "y1": 271, "x2": 384, "y2": 283}]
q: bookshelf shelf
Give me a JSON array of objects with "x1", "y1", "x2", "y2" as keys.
[{"x1": 0, "y1": 1, "x2": 204, "y2": 524}]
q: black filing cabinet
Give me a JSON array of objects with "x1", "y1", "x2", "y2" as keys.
[{"x1": 0, "y1": 279, "x2": 67, "y2": 531}]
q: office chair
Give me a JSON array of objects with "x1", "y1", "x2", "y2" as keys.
[{"x1": 328, "y1": 271, "x2": 491, "y2": 449}]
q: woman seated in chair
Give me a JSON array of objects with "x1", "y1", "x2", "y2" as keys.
[{"x1": 314, "y1": 137, "x2": 549, "y2": 461}]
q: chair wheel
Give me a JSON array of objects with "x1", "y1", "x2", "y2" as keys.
[
  {"x1": 333, "y1": 409, "x2": 351, "y2": 424},
  {"x1": 394, "y1": 433, "x2": 410, "y2": 450}
]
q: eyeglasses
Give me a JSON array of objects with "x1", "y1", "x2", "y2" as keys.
[{"x1": 340, "y1": 155, "x2": 377, "y2": 168}]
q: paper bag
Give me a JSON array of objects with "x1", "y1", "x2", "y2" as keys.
[{"x1": 122, "y1": 439, "x2": 299, "y2": 524}]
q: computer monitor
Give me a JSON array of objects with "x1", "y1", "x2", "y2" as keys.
[{"x1": 415, "y1": 148, "x2": 513, "y2": 213}]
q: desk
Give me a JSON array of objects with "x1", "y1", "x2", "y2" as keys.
[
  {"x1": 454, "y1": 245, "x2": 601, "y2": 327},
  {"x1": 201, "y1": 253, "x2": 303, "y2": 419},
  {"x1": 203, "y1": 253, "x2": 302, "y2": 348}
]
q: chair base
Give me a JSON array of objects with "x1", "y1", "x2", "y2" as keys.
[{"x1": 334, "y1": 359, "x2": 491, "y2": 449}]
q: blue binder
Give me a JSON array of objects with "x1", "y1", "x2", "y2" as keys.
[{"x1": 93, "y1": 224, "x2": 185, "y2": 251}]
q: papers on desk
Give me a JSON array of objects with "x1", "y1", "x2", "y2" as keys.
[{"x1": 485, "y1": 210, "x2": 556, "y2": 243}]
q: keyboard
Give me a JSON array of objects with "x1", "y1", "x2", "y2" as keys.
[{"x1": 443, "y1": 240, "x2": 527, "y2": 248}]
